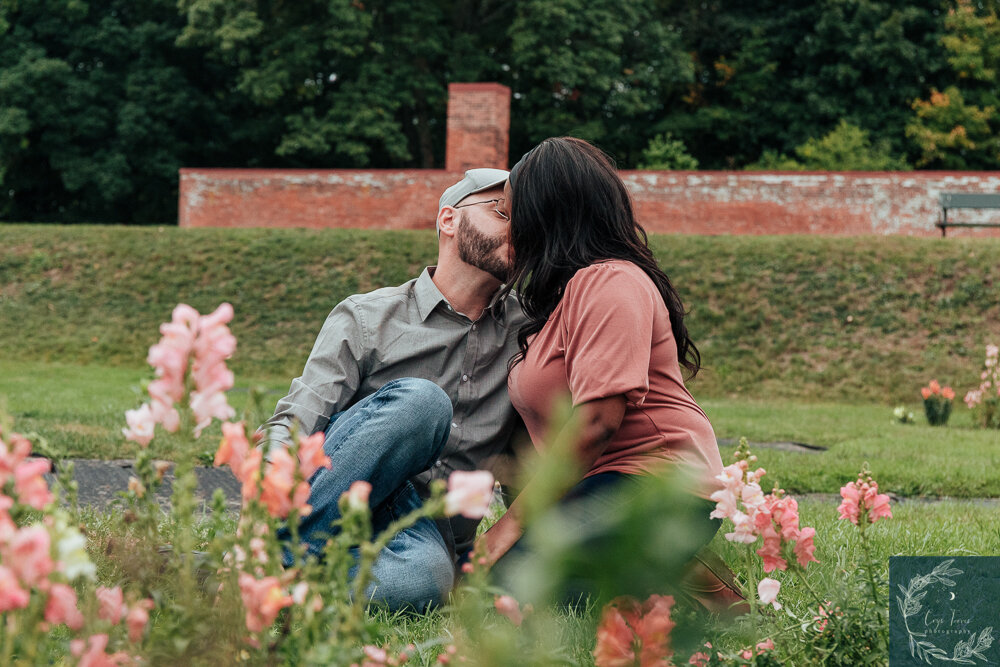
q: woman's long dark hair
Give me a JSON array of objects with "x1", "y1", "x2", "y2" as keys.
[{"x1": 505, "y1": 137, "x2": 700, "y2": 377}]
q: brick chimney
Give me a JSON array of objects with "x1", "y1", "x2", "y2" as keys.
[{"x1": 445, "y1": 83, "x2": 511, "y2": 172}]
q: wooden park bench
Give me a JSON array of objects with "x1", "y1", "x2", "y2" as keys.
[{"x1": 937, "y1": 192, "x2": 1000, "y2": 237}]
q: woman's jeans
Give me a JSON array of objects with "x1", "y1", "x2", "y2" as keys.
[{"x1": 276, "y1": 377, "x2": 455, "y2": 611}]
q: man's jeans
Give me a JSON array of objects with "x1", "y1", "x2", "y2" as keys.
[{"x1": 278, "y1": 377, "x2": 455, "y2": 610}]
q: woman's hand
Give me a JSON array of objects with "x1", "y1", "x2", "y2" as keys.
[{"x1": 475, "y1": 395, "x2": 627, "y2": 565}]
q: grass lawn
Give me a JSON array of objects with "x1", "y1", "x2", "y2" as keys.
[{"x1": 4, "y1": 359, "x2": 997, "y2": 499}]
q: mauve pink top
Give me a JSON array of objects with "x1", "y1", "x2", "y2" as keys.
[{"x1": 508, "y1": 261, "x2": 723, "y2": 498}]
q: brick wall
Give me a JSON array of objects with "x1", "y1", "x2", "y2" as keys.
[
  {"x1": 179, "y1": 81, "x2": 1000, "y2": 236},
  {"x1": 180, "y1": 168, "x2": 1000, "y2": 236},
  {"x1": 445, "y1": 83, "x2": 511, "y2": 172}
]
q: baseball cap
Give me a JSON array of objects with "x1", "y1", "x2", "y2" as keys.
[{"x1": 437, "y1": 168, "x2": 510, "y2": 231}]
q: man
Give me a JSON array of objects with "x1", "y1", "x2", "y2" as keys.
[{"x1": 266, "y1": 168, "x2": 525, "y2": 610}]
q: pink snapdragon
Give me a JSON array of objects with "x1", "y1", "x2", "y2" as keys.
[
  {"x1": 13, "y1": 456, "x2": 53, "y2": 510},
  {"x1": 259, "y1": 448, "x2": 311, "y2": 518},
  {"x1": 494, "y1": 595, "x2": 524, "y2": 626},
  {"x1": 444, "y1": 470, "x2": 495, "y2": 519},
  {"x1": 710, "y1": 443, "x2": 818, "y2": 574},
  {"x1": 757, "y1": 577, "x2": 782, "y2": 610},
  {"x1": 45, "y1": 583, "x2": 85, "y2": 630},
  {"x1": 296, "y1": 431, "x2": 330, "y2": 480},
  {"x1": 70, "y1": 633, "x2": 134, "y2": 666},
  {"x1": 5, "y1": 524, "x2": 55, "y2": 586},
  {"x1": 838, "y1": 468, "x2": 892, "y2": 528},
  {"x1": 238, "y1": 572, "x2": 293, "y2": 633},
  {"x1": 96, "y1": 586, "x2": 126, "y2": 625},
  {"x1": 125, "y1": 303, "x2": 237, "y2": 445},
  {"x1": 125, "y1": 599, "x2": 154, "y2": 642},
  {"x1": 0, "y1": 565, "x2": 30, "y2": 612},
  {"x1": 343, "y1": 480, "x2": 372, "y2": 512},
  {"x1": 593, "y1": 594, "x2": 676, "y2": 667}
]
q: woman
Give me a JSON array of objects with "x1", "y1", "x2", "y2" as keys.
[{"x1": 480, "y1": 137, "x2": 725, "y2": 581}]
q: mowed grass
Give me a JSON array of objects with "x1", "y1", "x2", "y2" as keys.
[
  {"x1": 3, "y1": 225, "x2": 999, "y2": 403},
  {"x1": 3, "y1": 360, "x2": 999, "y2": 499}
]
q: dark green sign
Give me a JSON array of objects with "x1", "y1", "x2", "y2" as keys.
[{"x1": 890, "y1": 557, "x2": 998, "y2": 665}]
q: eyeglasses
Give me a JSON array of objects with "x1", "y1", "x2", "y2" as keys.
[{"x1": 454, "y1": 198, "x2": 509, "y2": 222}]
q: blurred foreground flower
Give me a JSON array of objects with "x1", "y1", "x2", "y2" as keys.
[{"x1": 593, "y1": 594, "x2": 675, "y2": 667}]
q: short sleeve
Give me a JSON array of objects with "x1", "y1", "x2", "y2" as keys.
[{"x1": 561, "y1": 263, "x2": 655, "y2": 407}]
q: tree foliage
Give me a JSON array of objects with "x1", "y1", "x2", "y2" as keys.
[{"x1": 3, "y1": 0, "x2": 1000, "y2": 222}]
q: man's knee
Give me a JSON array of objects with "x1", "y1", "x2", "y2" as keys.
[{"x1": 380, "y1": 377, "x2": 452, "y2": 423}]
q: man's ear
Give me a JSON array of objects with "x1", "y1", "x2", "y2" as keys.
[{"x1": 437, "y1": 206, "x2": 459, "y2": 238}]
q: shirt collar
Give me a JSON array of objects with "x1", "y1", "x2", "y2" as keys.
[
  {"x1": 414, "y1": 267, "x2": 448, "y2": 321},
  {"x1": 415, "y1": 266, "x2": 510, "y2": 323}
]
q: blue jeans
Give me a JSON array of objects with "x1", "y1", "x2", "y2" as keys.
[{"x1": 278, "y1": 377, "x2": 455, "y2": 610}]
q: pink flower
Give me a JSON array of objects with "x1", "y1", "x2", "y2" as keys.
[
  {"x1": 769, "y1": 495, "x2": 800, "y2": 541},
  {"x1": 343, "y1": 480, "x2": 372, "y2": 513},
  {"x1": 633, "y1": 595, "x2": 675, "y2": 665},
  {"x1": 296, "y1": 431, "x2": 330, "y2": 480},
  {"x1": 794, "y1": 526, "x2": 819, "y2": 568},
  {"x1": 866, "y1": 488, "x2": 893, "y2": 524},
  {"x1": 5, "y1": 524, "x2": 54, "y2": 586},
  {"x1": 756, "y1": 638, "x2": 775, "y2": 652},
  {"x1": 708, "y1": 487, "x2": 738, "y2": 521},
  {"x1": 190, "y1": 389, "x2": 235, "y2": 437},
  {"x1": 444, "y1": 470, "x2": 495, "y2": 519},
  {"x1": 126, "y1": 599, "x2": 154, "y2": 642},
  {"x1": 14, "y1": 457, "x2": 53, "y2": 510},
  {"x1": 688, "y1": 650, "x2": 711, "y2": 666},
  {"x1": 0, "y1": 565, "x2": 30, "y2": 611},
  {"x1": 494, "y1": 595, "x2": 523, "y2": 626},
  {"x1": 362, "y1": 645, "x2": 389, "y2": 664},
  {"x1": 593, "y1": 595, "x2": 676, "y2": 667},
  {"x1": 147, "y1": 397, "x2": 180, "y2": 433},
  {"x1": 215, "y1": 422, "x2": 250, "y2": 479},
  {"x1": 260, "y1": 453, "x2": 295, "y2": 517},
  {"x1": 756, "y1": 523, "x2": 787, "y2": 573},
  {"x1": 987, "y1": 344, "x2": 999, "y2": 359},
  {"x1": 45, "y1": 583, "x2": 85, "y2": 630},
  {"x1": 238, "y1": 573, "x2": 292, "y2": 633},
  {"x1": 96, "y1": 586, "x2": 125, "y2": 624},
  {"x1": 240, "y1": 448, "x2": 263, "y2": 502},
  {"x1": 837, "y1": 482, "x2": 861, "y2": 525},
  {"x1": 191, "y1": 361, "x2": 234, "y2": 398},
  {"x1": 122, "y1": 403, "x2": 156, "y2": 447},
  {"x1": 593, "y1": 606, "x2": 635, "y2": 667},
  {"x1": 70, "y1": 633, "x2": 134, "y2": 666},
  {"x1": 724, "y1": 510, "x2": 757, "y2": 544},
  {"x1": 757, "y1": 577, "x2": 781, "y2": 610}
]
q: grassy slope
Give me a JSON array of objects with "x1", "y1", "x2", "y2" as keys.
[{"x1": 2, "y1": 225, "x2": 999, "y2": 404}]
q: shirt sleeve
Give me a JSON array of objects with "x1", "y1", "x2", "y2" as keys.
[
  {"x1": 561, "y1": 264, "x2": 655, "y2": 407},
  {"x1": 265, "y1": 298, "x2": 366, "y2": 448}
]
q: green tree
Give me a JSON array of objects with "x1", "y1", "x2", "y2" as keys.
[
  {"x1": 749, "y1": 119, "x2": 910, "y2": 170},
  {"x1": 905, "y1": 1, "x2": 1000, "y2": 168},
  {"x1": 0, "y1": 0, "x2": 235, "y2": 222},
  {"x1": 659, "y1": 0, "x2": 949, "y2": 169},
  {"x1": 638, "y1": 133, "x2": 698, "y2": 170},
  {"x1": 507, "y1": 0, "x2": 693, "y2": 167}
]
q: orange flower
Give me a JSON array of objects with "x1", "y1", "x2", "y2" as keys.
[
  {"x1": 921, "y1": 387, "x2": 932, "y2": 400},
  {"x1": 929, "y1": 379, "x2": 941, "y2": 394},
  {"x1": 942, "y1": 386, "x2": 955, "y2": 400}
]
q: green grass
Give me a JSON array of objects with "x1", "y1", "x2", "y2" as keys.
[
  {"x1": 4, "y1": 360, "x2": 999, "y2": 499},
  {"x1": 3, "y1": 225, "x2": 999, "y2": 403}
]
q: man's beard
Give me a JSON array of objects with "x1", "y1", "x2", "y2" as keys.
[{"x1": 457, "y1": 215, "x2": 511, "y2": 283}]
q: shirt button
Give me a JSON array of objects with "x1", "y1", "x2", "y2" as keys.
[
  {"x1": 434, "y1": 460, "x2": 443, "y2": 467},
  {"x1": 471, "y1": 324, "x2": 477, "y2": 331},
  {"x1": 461, "y1": 374, "x2": 469, "y2": 382}
]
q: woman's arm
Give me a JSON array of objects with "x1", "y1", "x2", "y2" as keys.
[{"x1": 479, "y1": 394, "x2": 626, "y2": 564}]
